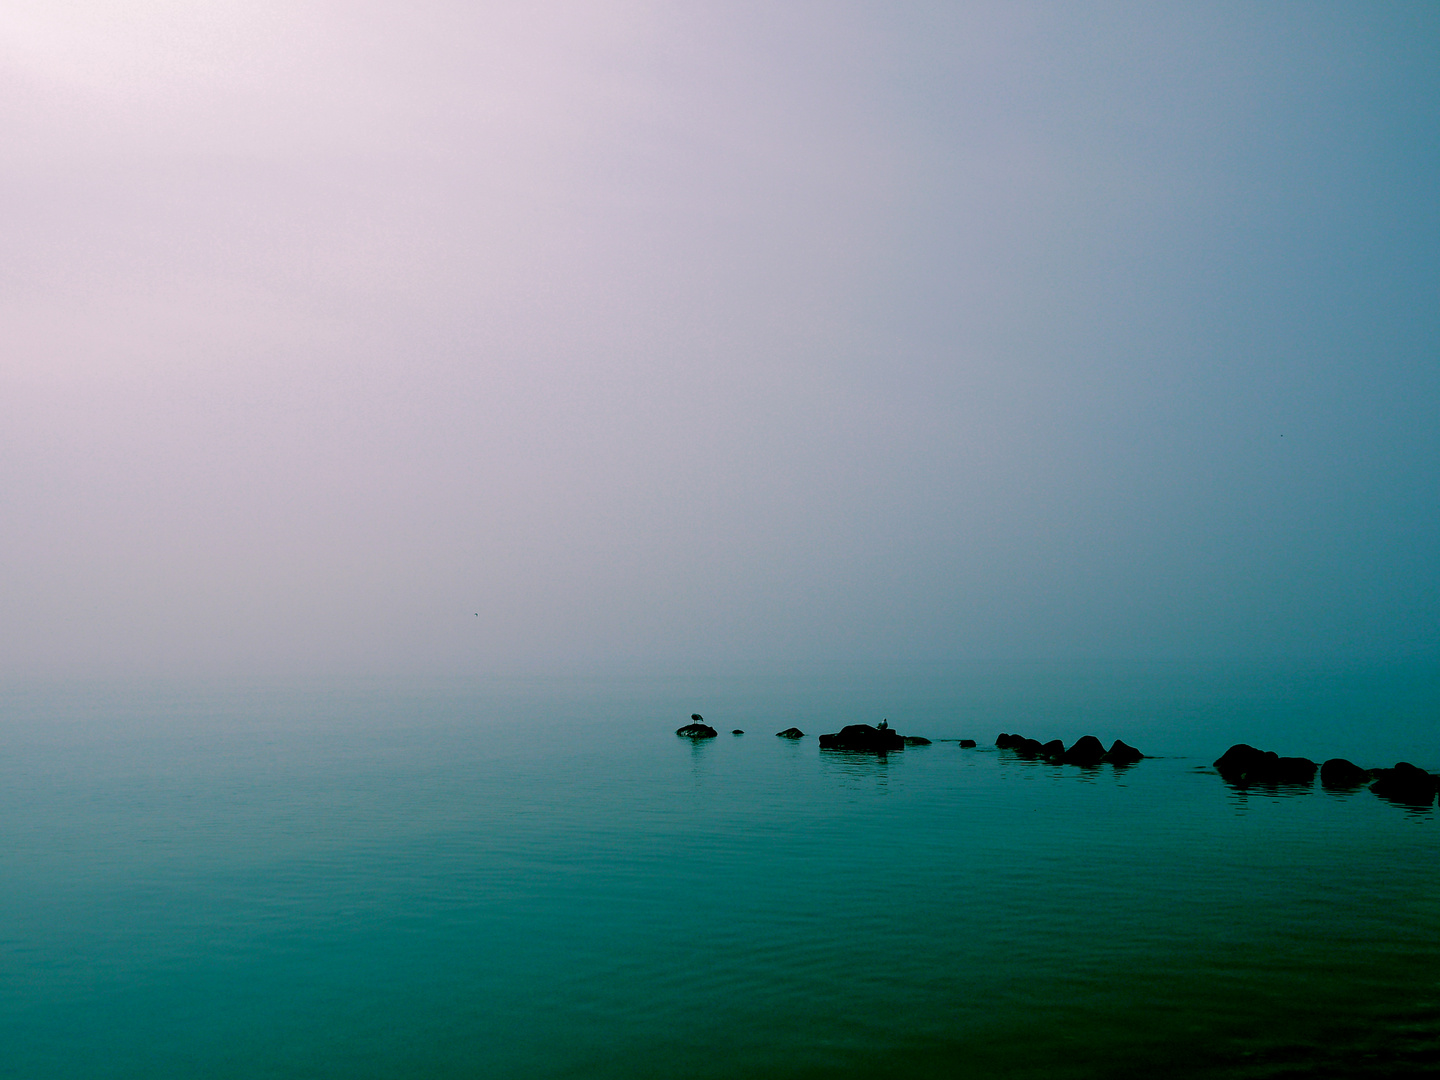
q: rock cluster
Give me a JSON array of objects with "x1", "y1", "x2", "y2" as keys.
[
  {"x1": 1214, "y1": 744, "x2": 1439, "y2": 807},
  {"x1": 996, "y1": 733, "x2": 1143, "y2": 765},
  {"x1": 673, "y1": 716, "x2": 1434, "y2": 810}
]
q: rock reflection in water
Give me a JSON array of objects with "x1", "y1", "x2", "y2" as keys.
[{"x1": 820, "y1": 747, "x2": 895, "y2": 788}]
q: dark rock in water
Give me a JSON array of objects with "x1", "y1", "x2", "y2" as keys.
[
  {"x1": 691, "y1": 714, "x2": 703, "y2": 721},
  {"x1": 959, "y1": 739, "x2": 977, "y2": 748},
  {"x1": 1103, "y1": 739, "x2": 1143, "y2": 765},
  {"x1": 903, "y1": 735, "x2": 932, "y2": 746},
  {"x1": 818, "y1": 724, "x2": 904, "y2": 752},
  {"x1": 1005, "y1": 733, "x2": 1141, "y2": 764},
  {"x1": 676, "y1": 722, "x2": 718, "y2": 738},
  {"x1": 775, "y1": 727, "x2": 806, "y2": 738},
  {"x1": 1214, "y1": 743, "x2": 1270, "y2": 780},
  {"x1": 1062, "y1": 735, "x2": 1106, "y2": 766},
  {"x1": 731, "y1": 729, "x2": 744, "y2": 735},
  {"x1": 1274, "y1": 757, "x2": 1319, "y2": 784},
  {"x1": 1320, "y1": 758, "x2": 1371, "y2": 789},
  {"x1": 1014, "y1": 737, "x2": 1044, "y2": 759},
  {"x1": 999, "y1": 733, "x2": 1055, "y2": 759},
  {"x1": 1213, "y1": 744, "x2": 1316, "y2": 786},
  {"x1": 1370, "y1": 762, "x2": 1439, "y2": 806}
]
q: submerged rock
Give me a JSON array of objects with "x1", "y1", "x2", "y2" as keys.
[
  {"x1": 818, "y1": 724, "x2": 904, "y2": 752},
  {"x1": 676, "y1": 722, "x2": 718, "y2": 738},
  {"x1": 1102, "y1": 739, "x2": 1143, "y2": 765},
  {"x1": 1213, "y1": 744, "x2": 1317, "y2": 786},
  {"x1": 1370, "y1": 763, "x2": 1439, "y2": 807},
  {"x1": 775, "y1": 727, "x2": 805, "y2": 739},
  {"x1": 903, "y1": 735, "x2": 932, "y2": 746},
  {"x1": 1062, "y1": 735, "x2": 1107, "y2": 766},
  {"x1": 731, "y1": 729, "x2": 744, "y2": 735},
  {"x1": 1320, "y1": 758, "x2": 1371, "y2": 789},
  {"x1": 959, "y1": 739, "x2": 977, "y2": 748}
]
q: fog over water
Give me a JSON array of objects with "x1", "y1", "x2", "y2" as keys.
[{"x1": 3, "y1": 2, "x2": 1437, "y2": 680}]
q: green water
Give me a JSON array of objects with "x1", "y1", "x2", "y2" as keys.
[{"x1": 2, "y1": 665, "x2": 1437, "y2": 1078}]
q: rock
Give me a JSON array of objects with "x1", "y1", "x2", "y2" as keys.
[
  {"x1": 903, "y1": 735, "x2": 932, "y2": 746},
  {"x1": 731, "y1": 729, "x2": 744, "y2": 735},
  {"x1": 1062, "y1": 735, "x2": 1107, "y2": 766},
  {"x1": 1320, "y1": 758, "x2": 1371, "y2": 789},
  {"x1": 1370, "y1": 762, "x2": 1439, "y2": 806},
  {"x1": 676, "y1": 722, "x2": 718, "y2": 738},
  {"x1": 959, "y1": 739, "x2": 977, "y2": 748},
  {"x1": 775, "y1": 727, "x2": 805, "y2": 738},
  {"x1": 998, "y1": 733, "x2": 1059, "y2": 759},
  {"x1": 1213, "y1": 744, "x2": 1317, "y2": 786},
  {"x1": 691, "y1": 713, "x2": 704, "y2": 721},
  {"x1": 818, "y1": 724, "x2": 905, "y2": 752},
  {"x1": 1102, "y1": 739, "x2": 1143, "y2": 765},
  {"x1": 1001, "y1": 734, "x2": 1078, "y2": 760},
  {"x1": 1214, "y1": 743, "x2": 1270, "y2": 781}
]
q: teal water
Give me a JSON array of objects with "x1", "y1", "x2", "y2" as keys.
[{"x1": 2, "y1": 663, "x2": 1437, "y2": 1078}]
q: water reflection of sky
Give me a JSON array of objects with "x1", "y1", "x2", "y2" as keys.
[{"x1": 5, "y1": 691, "x2": 1436, "y2": 1080}]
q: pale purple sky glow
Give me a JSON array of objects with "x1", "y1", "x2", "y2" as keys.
[{"x1": 3, "y1": 2, "x2": 1437, "y2": 677}]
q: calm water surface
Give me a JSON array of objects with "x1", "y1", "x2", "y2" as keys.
[{"x1": 1, "y1": 665, "x2": 1436, "y2": 1078}]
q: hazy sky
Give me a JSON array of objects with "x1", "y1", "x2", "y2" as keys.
[{"x1": 3, "y1": 1, "x2": 1437, "y2": 678}]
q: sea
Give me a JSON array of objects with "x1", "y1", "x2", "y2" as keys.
[{"x1": 2, "y1": 661, "x2": 1437, "y2": 1079}]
